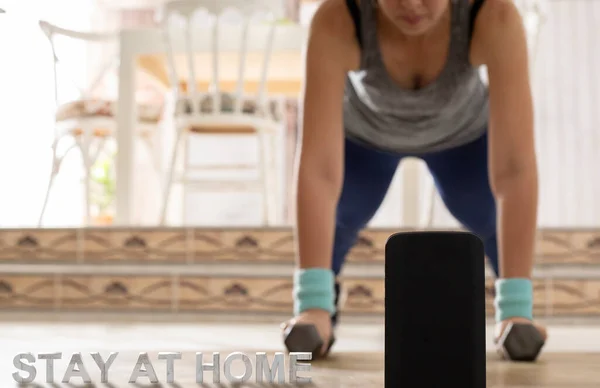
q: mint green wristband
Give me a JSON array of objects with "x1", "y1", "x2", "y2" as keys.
[
  {"x1": 494, "y1": 278, "x2": 533, "y2": 322},
  {"x1": 293, "y1": 268, "x2": 335, "y2": 316}
]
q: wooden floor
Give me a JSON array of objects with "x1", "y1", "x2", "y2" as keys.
[{"x1": 1, "y1": 319, "x2": 599, "y2": 387}]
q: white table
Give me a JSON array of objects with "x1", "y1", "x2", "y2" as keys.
[{"x1": 115, "y1": 27, "x2": 158, "y2": 225}]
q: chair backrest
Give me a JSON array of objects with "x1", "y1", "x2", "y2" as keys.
[
  {"x1": 156, "y1": 0, "x2": 306, "y2": 116},
  {"x1": 38, "y1": 20, "x2": 118, "y2": 107}
]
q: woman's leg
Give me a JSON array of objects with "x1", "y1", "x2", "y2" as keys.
[
  {"x1": 331, "y1": 137, "x2": 402, "y2": 324},
  {"x1": 421, "y1": 133, "x2": 500, "y2": 276}
]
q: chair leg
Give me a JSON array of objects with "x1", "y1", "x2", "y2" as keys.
[
  {"x1": 78, "y1": 137, "x2": 94, "y2": 226},
  {"x1": 160, "y1": 126, "x2": 185, "y2": 225},
  {"x1": 267, "y1": 131, "x2": 279, "y2": 225},
  {"x1": 180, "y1": 133, "x2": 190, "y2": 226},
  {"x1": 38, "y1": 140, "x2": 73, "y2": 227},
  {"x1": 38, "y1": 163, "x2": 58, "y2": 227},
  {"x1": 256, "y1": 130, "x2": 270, "y2": 226},
  {"x1": 141, "y1": 135, "x2": 163, "y2": 184},
  {"x1": 83, "y1": 166, "x2": 92, "y2": 225}
]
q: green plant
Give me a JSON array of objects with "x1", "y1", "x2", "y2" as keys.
[{"x1": 90, "y1": 152, "x2": 116, "y2": 215}]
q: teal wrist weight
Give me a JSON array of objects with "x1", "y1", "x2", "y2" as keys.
[
  {"x1": 494, "y1": 278, "x2": 533, "y2": 322},
  {"x1": 293, "y1": 268, "x2": 335, "y2": 316}
]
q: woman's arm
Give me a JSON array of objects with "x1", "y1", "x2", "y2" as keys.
[
  {"x1": 294, "y1": 0, "x2": 359, "y2": 271},
  {"x1": 479, "y1": 0, "x2": 538, "y2": 280}
]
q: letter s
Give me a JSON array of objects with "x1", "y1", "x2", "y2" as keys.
[{"x1": 12, "y1": 353, "x2": 37, "y2": 383}]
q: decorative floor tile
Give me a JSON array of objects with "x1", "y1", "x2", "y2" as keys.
[
  {"x1": 0, "y1": 227, "x2": 599, "y2": 266},
  {"x1": 3, "y1": 273, "x2": 593, "y2": 318},
  {"x1": 80, "y1": 228, "x2": 190, "y2": 262},
  {"x1": 176, "y1": 276, "x2": 292, "y2": 312},
  {"x1": 1, "y1": 227, "x2": 600, "y2": 319},
  {"x1": 549, "y1": 279, "x2": 600, "y2": 316},
  {"x1": 537, "y1": 230, "x2": 600, "y2": 265},
  {"x1": 111, "y1": 229, "x2": 190, "y2": 262},
  {"x1": 0, "y1": 229, "x2": 80, "y2": 262},
  {"x1": 191, "y1": 228, "x2": 295, "y2": 262},
  {"x1": 59, "y1": 275, "x2": 173, "y2": 310},
  {"x1": 342, "y1": 278, "x2": 385, "y2": 314},
  {"x1": 78, "y1": 228, "x2": 125, "y2": 262},
  {"x1": 0, "y1": 275, "x2": 57, "y2": 308}
]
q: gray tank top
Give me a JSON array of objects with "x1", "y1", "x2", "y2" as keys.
[{"x1": 343, "y1": 0, "x2": 489, "y2": 154}]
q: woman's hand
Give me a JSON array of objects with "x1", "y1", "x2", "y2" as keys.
[
  {"x1": 281, "y1": 309, "x2": 333, "y2": 357},
  {"x1": 494, "y1": 317, "x2": 548, "y2": 344}
]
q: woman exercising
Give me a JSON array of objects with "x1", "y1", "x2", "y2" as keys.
[{"x1": 283, "y1": 0, "x2": 547, "y2": 358}]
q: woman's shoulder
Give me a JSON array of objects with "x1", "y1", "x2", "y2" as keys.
[
  {"x1": 309, "y1": 0, "x2": 358, "y2": 41},
  {"x1": 470, "y1": 0, "x2": 529, "y2": 66},
  {"x1": 476, "y1": 0, "x2": 524, "y2": 26},
  {"x1": 306, "y1": 0, "x2": 361, "y2": 70}
]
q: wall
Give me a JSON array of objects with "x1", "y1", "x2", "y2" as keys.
[
  {"x1": 0, "y1": 0, "x2": 96, "y2": 227},
  {"x1": 422, "y1": 0, "x2": 600, "y2": 228}
]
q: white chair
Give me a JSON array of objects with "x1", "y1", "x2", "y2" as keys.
[
  {"x1": 37, "y1": 20, "x2": 163, "y2": 226},
  {"x1": 156, "y1": 0, "x2": 305, "y2": 225},
  {"x1": 419, "y1": 0, "x2": 549, "y2": 228}
]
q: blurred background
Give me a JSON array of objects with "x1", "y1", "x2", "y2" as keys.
[
  {"x1": 0, "y1": 0, "x2": 598, "y2": 361},
  {"x1": 0, "y1": 0, "x2": 598, "y2": 229}
]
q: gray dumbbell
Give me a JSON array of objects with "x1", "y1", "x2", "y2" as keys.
[
  {"x1": 496, "y1": 322, "x2": 545, "y2": 362},
  {"x1": 283, "y1": 323, "x2": 335, "y2": 359}
]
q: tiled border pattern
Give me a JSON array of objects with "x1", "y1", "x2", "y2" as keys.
[
  {"x1": 0, "y1": 227, "x2": 599, "y2": 265},
  {"x1": 0, "y1": 274, "x2": 599, "y2": 317},
  {"x1": 1, "y1": 227, "x2": 599, "y2": 317}
]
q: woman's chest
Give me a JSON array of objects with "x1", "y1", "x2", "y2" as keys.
[{"x1": 377, "y1": 29, "x2": 453, "y2": 91}]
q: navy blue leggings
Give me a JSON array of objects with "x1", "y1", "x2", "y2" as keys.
[{"x1": 332, "y1": 132, "x2": 499, "y2": 277}]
